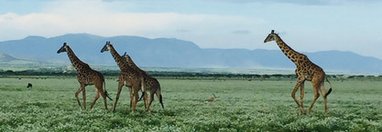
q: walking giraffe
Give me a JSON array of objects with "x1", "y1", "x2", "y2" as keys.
[
  {"x1": 122, "y1": 52, "x2": 164, "y2": 111},
  {"x1": 264, "y1": 30, "x2": 332, "y2": 113},
  {"x1": 101, "y1": 41, "x2": 144, "y2": 112},
  {"x1": 57, "y1": 42, "x2": 112, "y2": 110}
]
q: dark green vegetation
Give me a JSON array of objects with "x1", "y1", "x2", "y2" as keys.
[{"x1": 0, "y1": 75, "x2": 381, "y2": 131}]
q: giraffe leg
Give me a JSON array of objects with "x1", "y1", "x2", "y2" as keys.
[
  {"x1": 82, "y1": 86, "x2": 87, "y2": 110},
  {"x1": 129, "y1": 87, "x2": 132, "y2": 109},
  {"x1": 99, "y1": 90, "x2": 108, "y2": 110},
  {"x1": 308, "y1": 82, "x2": 321, "y2": 113},
  {"x1": 299, "y1": 82, "x2": 305, "y2": 113},
  {"x1": 131, "y1": 86, "x2": 139, "y2": 112},
  {"x1": 90, "y1": 90, "x2": 100, "y2": 110},
  {"x1": 144, "y1": 91, "x2": 150, "y2": 112},
  {"x1": 112, "y1": 81, "x2": 124, "y2": 112},
  {"x1": 320, "y1": 84, "x2": 329, "y2": 113},
  {"x1": 147, "y1": 91, "x2": 155, "y2": 112},
  {"x1": 323, "y1": 95, "x2": 328, "y2": 113},
  {"x1": 91, "y1": 81, "x2": 104, "y2": 110},
  {"x1": 96, "y1": 81, "x2": 108, "y2": 110},
  {"x1": 128, "y1": 85, "x2": 134, "y2": 111},
  {"x1": 143, "y1": 91, "x2": 148, "y2": 110},
  {"x1": 134, "y1": 91, "x2": 139, "y2": 111},
  {"x1": 75, "y1": 87, "x2": 83, "y2": 109},
  {"x1": 291, "y1": 80, "x2": 304, "y2": 112}
]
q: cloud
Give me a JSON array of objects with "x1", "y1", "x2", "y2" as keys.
[
  {"x1": 232, "y1": 30, "x2": 251, "y2": 35},
  {"x1": 207, "y1": 0, "x2": 381, "y2": 5},
  {"x1": 0, "y1": 0, "x2": 265, "y2": 41},
  {"x1": 176, "y1": 29, "x2": 191, "y2": 33},
  {"x1": 101, "y1": 0, "x2": 116, "y2": 2}
]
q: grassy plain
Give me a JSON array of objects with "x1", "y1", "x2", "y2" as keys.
[{"x1": 0, "y1": 76, "x2": 381, "y2": 131}]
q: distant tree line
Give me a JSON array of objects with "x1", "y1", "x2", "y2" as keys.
[{"x1": 0, "y1": 69, "x2": 381, "y2": 81}]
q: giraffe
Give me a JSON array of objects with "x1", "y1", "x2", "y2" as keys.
[
  {"x1": 264, "y1": 30, "x2": 332, "y2": 113},
  {"x1": 122, "y1": 52, "x2": 164, "y2": 111},
  {"x1": 101, "y1": 41, "x2": 144, "y2": 112},
  {"x1": 57, "y1": 42, "x2": 112, "y2": 110}
]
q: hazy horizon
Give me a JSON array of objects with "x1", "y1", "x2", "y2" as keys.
[{"x1": 1, "y1": 0, "x2": 382, "y2": 59}]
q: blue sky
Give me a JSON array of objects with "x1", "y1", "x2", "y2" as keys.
[{"x1": 1, "y1": 0, "x2": 382, "y2": 59}]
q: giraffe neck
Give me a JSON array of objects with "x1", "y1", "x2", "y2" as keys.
[
  {"x1": 274, "y1": 35, "x2": 302, "y2": 64},
  {"x1": 125, "y1": 55, "x2": 142, "y2": 72},
  {"x1": 66, "y1": 47, "x2": 88, "y2": 71},
  {"x1": 109, "y1": 46, "x2": 129, "y2": 71}
]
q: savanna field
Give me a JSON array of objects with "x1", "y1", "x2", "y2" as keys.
[{"x1": 0, "y1": 76, "x2": 381, "y2": 131}]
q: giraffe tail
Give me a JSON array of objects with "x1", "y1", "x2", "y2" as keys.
[
  {"x1": 324, "y1": 77, "x2": 332, "y2": 97},
  {"x1": 159, "y1": 93, "x2": 164, "y2": 109},
  {"x1": 103, "y1": 80, "x2": 113, "y2": 101},
  {"x1": 139, "y1": 77, "x2": 145, "y2": 101},
  {"x1": 139, "y1": 92, "x2": 145, "y2": 101},
  {"x1": 156, "y1": 84, "x2": 164, "y2": 109}
]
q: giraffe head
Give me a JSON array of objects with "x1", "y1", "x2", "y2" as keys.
[
  {"x1": 121, "y1": 52, "x2": 132, "y2": 61},
  {"x1": 100, "y1": 41, "x2": 113, "y2": 53},
  {"x1": 264, "y1": 30, "x2": 278, "y2": 43},
  {"x1": 57, "y1": 42, "x2": 69, "y2": 54}
]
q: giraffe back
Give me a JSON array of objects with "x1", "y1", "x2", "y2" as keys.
[
  {"x1": 291, "y1": 49, "x2": 325, "y2": 81},
  {"x1": 77, "y1": 68, "x2": 104, "y2": 86},
  {"x1": 123, "y1": 53, "x2": 160, "y2": 92}
]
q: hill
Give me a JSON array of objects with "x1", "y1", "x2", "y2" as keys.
[
  {"x1": 0, "y1": 52, "x2": 17, "y2": 62},
  {"x1": 0, "y1": 52, "x2": 40, "y2": 65},
  {"x1": 0, "y1": 33, "x2": 381, "y2": 74}
]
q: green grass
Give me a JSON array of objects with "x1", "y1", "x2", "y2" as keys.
[{"x1": 0, "y1": 77, "x2": 381, "y2": 131}]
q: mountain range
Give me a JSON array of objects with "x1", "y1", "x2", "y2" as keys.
[{"x1": 0, "y1": 33, "x2": 381, "y2": 74}]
